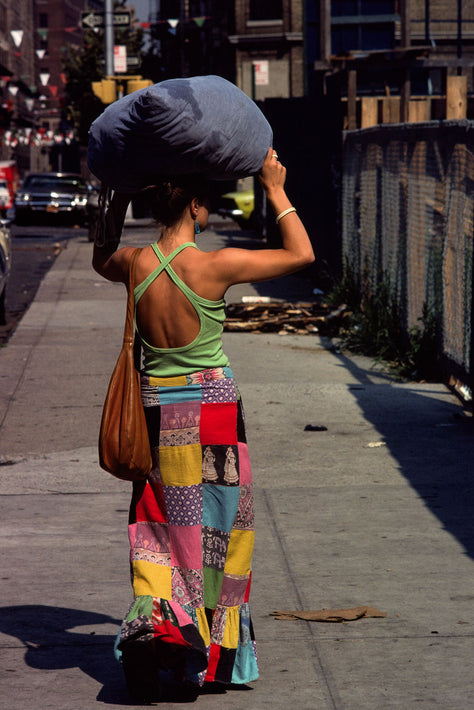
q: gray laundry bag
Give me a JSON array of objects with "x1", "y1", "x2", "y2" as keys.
[{"x1": 87, "y1": 75, "x2": 273, "y2": 192}]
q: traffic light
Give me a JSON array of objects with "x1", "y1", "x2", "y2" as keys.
[
  {"x1": 91, "y1": 77, "x2": 153, "y2": 104},
  {"x1": 92, "y1": 79, "x2": 117, "y2": 104},
  {"x1": 127, "y1": 79, "x2": 153, "y2": 94}
]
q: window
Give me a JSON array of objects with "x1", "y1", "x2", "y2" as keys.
[
  {"x1": 249, "y1": 0, "x2": 282, "y2": 21},
  {"x1": 332, "y1": 0, "x2": 395, "y2": 15},
  {"x1": 160, "y1": 0, "x2": 180, "y2": 16},
  {"x1": 331, "y1": 0, "x2": 396, "y2": 53}
]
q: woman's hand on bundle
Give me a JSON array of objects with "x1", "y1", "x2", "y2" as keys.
[{"x1": 258, "y1": 147, "x2": 287, "y2": 199}]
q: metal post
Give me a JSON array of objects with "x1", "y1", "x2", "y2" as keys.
[
  {"x1": 401, "y1": 0, "x2": 411, "y2": 47},
  {"x1": 179, "y1": 0, "x2": 187, "y2": 76},
  {"x1": 425, "y1": 0, "x2": 431, "y2": 45},
  {"x1": 105, "y1": 0, "x2": 114, "y2": 76},
  {"x1": 319, "y1": 0, "x2": 331, "y2": 63},
  {"x1": 457, "y1": 0, "x2": 463, "y2": 75},
  {"x1": 400, "y1": 0, "x2": 411, "y2": 123}
]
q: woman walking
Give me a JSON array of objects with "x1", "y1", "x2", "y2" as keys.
[{"x1": 93, "y1": 147, "x2": 314, "y2": 702}]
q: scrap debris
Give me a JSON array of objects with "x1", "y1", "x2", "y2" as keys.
[
  {"x1": 270, "y1": 606, "x2": 387, "y2": 623},
  {"x1": 224, "y1": 301, "x2": 347, "y2": 335}
]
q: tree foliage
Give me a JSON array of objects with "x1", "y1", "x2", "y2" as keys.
[
  {"x1": 61, "y1": 13, "x2": 145, "y2": 145},
  {"x1": 61, "y1": 29, "x2": 105, "y2": 145}
]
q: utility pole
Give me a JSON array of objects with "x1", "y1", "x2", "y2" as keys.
[
  {"x1": 425, "y1": 0, "x2": 431, "y2": 45},
  {"x1": 320, "y1": 0, "x2": 331, "y2": 63},
  {"x1": 105, "y1": 0, "x2": 114, "y2": 76},
  {"x1": 400, "y1": 0, "x2": 411, "y2": 122},
  {"x1": 457, "y1": 0, "x2": 463, "y2": 74}
]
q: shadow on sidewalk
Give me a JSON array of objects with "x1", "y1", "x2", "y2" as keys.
[
  {"x1": 213, "y1": 226, "x2": 474, "y2": 560},
  {"x1": 329, "y1": 348, "x2": 474, "y2": 561},
  {"x1": 0, "y1": 604, "x2": 240, "y2": 704},
  {"x1": 0, "y1": 605, "x2": 132, "y2": 704}
]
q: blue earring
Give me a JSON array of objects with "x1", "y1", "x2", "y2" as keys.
[{"x1": 195, "y1": 219, "x2": 200, "y2": 235}]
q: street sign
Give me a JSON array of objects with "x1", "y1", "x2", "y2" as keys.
[
  {"x1": 99, "y1": 57, "x2": 140, "y2": 67},
  {"x1": 81, "y1": 12, "x2": 131, "y2": 29},
  {"x1": 114, "y1": 46, "x2": 127, "y2": 73},
  {"x1": 253, "y1": 60, "x2": 269, "y2": 86}
]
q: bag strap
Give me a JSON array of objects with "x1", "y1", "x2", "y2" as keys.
[{"x1": 123, "y1": 248, "x2": 141, "y2": 348}]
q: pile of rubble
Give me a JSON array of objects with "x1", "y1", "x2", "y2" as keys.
[{"x1": 224, "y1": 300, "x2": 347, "y2": 335}]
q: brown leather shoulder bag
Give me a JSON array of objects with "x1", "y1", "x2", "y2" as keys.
[{"x1": 98, "y1": 248, "x2": 153, "y2": 481}]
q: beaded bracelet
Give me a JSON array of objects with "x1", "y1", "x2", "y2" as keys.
[{"x1": 275, "y1": 206, "x2": 297, "y2": 224}]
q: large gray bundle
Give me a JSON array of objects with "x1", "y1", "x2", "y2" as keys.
[{"x1": 87, "y1": 75, "x2": 272, "y2": 192}]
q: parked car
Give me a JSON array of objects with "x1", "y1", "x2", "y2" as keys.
[
  {"x1": 0, "y1": 179, "x2": 10, "y2": 215},
  {"x1": 217, "y1": 189, "x2": 255, "y2": 229},
  {"x1": 0, "y1": 160, "x2": 18, "y2": 210},
  {"x1": 0, "y1": 218, "x2": 11, "y2": 324},
  {"x1": 14, "y1": 172, "x2": 96, "y2": 226}
]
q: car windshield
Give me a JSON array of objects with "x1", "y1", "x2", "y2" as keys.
[{"x1": 24, "y1": 176, "x2": 86, "y2": 191}]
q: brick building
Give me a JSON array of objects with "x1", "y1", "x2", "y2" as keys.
[
  {"x1": 0, "y1": 0, "x2": 97, "y2": 134},
  {"x1": 0, "y1": 1, "x2": 35, "y2": 129},
  {"x1": 230, "y1": 0, "x2": 305, "y2": 99},
  {"x1": 147, "y1": 1, "x2": 235, "y2": 81},
  {"x1": 307, "y1": 0, "x2": 474, "y2": 127},
  {"x1": 406, "y1": 0, "x2": 474, "y2": 93},
  {"x1": 409, "y1": 0, "x2": 474, "y2": 48},
  {"x1": 34, "y1": 0, "x2": 99, "y2": 130}
]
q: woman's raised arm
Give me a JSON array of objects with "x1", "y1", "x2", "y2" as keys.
[{"x1": 207, "y1": 147, "x2": 315, "y2": 288}]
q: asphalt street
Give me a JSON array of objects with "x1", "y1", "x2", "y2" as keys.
[
  {"x1": 1, "y1": 217, "x2": 474, "y2": 709},
  {"x1": 0, "y1": 223, "x2": 89, "y2": 344}
]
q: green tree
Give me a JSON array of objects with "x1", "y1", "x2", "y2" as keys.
[
  {"x1": 61, "y1": 10, "x2": 145, "y2": 145},
  {"x1": 62, "y1": 29, "x2": 106, "y2": 145}
]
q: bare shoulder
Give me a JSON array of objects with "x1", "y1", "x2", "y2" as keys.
[
  {"x1": 196, "y1": 240, "x2": 314, "y2": 289},
  {"x1": 170, "y1": 247, "x2": 232, "y2": 300},
  {"x1": 201, "y1": 246, "x2": 256, "y2": 269},
  {"x1": 190, "y1": 246, "x2": 269, "y2": 295},
  {"x1": 191, "y1": 246, "x2": 252, "y2": 279},
  {"x1": 92, "y1": 244, "x2": 137, "y2": 282}
]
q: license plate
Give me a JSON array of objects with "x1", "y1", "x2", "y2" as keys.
[{"x1": 46, "y1": 205, "x2": 59, "y2": 213}]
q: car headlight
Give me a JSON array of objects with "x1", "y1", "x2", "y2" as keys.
[
  {"x1": 72, "y1": 195, "x2": 88, "y2": 206},
  {"x1": 17, "y1": 193, "x2": 30, "y2": 202}
]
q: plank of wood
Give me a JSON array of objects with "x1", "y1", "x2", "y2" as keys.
[
  {"x1": 347, "y1": 70, "x2": 357, "y2": 130},
  {"x1": 361, "y1": 97, "x2": 378, "y2": 128},
  {"x1": 382, "y1": 96, "x2": 400, "y2": 124},
  {"x1": 408, "y1": 98, "x2": 431, "y2": 123},
  {"x1": 446, "y1": 75, "x2": 467, "y2": 119}
]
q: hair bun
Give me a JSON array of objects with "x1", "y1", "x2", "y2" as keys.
[{"x1": 140, "y1": 176, "x2": 208, "y2": 228}]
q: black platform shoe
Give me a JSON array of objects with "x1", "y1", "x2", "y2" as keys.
[{"x1": 121, "y1": 640, "x2": 162, "y2": 705}]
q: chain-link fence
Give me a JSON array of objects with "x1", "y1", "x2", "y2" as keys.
[{"x1": 342, "y1": 120, "x2": 474, "y2": 391}]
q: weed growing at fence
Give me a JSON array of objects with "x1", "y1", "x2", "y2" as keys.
[{"x1": 327, "y1": 264, "x2": 441, "y2": 381}]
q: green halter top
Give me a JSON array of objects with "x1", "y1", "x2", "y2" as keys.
[{"x1": 134, "y1": 242, "x2": 229, "y2": 377}]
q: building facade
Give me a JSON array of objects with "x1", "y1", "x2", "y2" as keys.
[
  {"x1": 231, "y1": 0, "x2": 305, "y2": 99},
  {"x1": 147, "y1": 0, "x2": 235, "y2": 82},
  {"x1": 0, "y1": 0, "x2": 97, "y2": 135},
  {"x1": 0, "y1": 0, "x2": 36, "y2": 129},
  {"x1": 34, "y1": 0, "x2": 89, "y2": 125},
  {"x1": 308, "y1": 1, "x2": 474, "y2": 94}
]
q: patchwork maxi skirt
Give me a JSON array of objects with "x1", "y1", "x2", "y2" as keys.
[{"x1": 117, "y1": 366, "x2": 259, "y2": 687}]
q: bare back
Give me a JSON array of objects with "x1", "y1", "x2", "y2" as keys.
[{"x1": 133, "y1": 243, "x2": 224, "y2": 349}]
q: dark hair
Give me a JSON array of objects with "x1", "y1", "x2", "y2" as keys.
[{"x1": 142, "y1": 175, "x2": 210, "y2": 228}]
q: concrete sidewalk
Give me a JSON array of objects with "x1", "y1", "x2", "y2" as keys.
[{"x1": 1, "y1": 221, "x2": 474, "y2": 709}]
